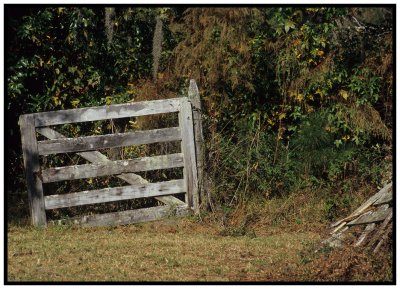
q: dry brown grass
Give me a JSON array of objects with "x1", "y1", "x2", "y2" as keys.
[
  {"x1": 8, "y1": 218, "x2": 320, "y2": 282},
  {"x1": 7, "y1": 215, "x2": 392, "y2": 282}
]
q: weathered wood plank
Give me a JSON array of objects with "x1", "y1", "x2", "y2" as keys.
[
  {"x1": 188, "y1": 79, "x2": 206, "y2": 210},
  {"x1": 373, "y1": 183, "x2": 392, "y2": 205},
  {"x1": 348, "y1": 205, "x2": 392, "y2": 226},
  {"x1": 42, "y1": 153, "x2": 184, "y2": 183},
  {"x1": 367, "y1": 210, "x2": 392, "y2": 248},
  {"x1": 36, "y1": 127, "x2": 184, "y2": 207},
  {"x1": 117, "y1": 174, "x2": 186, "y2": 206},
  {"x1": 19, "y1": 115, "x2": 47, "y2": 226},
  {"x1": 330, "y1": 182, "x2": 392, "y2": 227},
  {"x1": 37, "y1": 127, "x2": 181, "y2": 155},
  {"x1": 70, "y1": 205, "x2": 190, "y2": 227},
  {"x1": 179, "y1": 99, "x2": 199, "y2": 213},
  {"x1": 354, "y1": 223, "x2": 376, "y2": 247},
  {"x1": 373, "y1": 223, "x2": 392, "y2": 254},
  {"x1": 33, "y1": 98, "x2": 182, "y2": 127},
  {"x1": 45, "y1": 179, "x2": 186, "y2": 209}
]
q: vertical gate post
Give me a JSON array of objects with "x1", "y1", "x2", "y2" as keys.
[
  {"x1": 179, "y1": 99, "x2": 199, "y2": 214},
  {"x1": 19, "y1": 114, "x2": 47, "y2": 226},
  {"x1": 188, "y1": 80, "x2": 205, "y2": 210}
]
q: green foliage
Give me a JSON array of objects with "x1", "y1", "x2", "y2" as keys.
[{"x1": 6, "y1": 6, "x2": 393, "y2": 223}]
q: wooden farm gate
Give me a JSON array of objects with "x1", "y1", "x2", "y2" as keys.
[{"x1": 19, "y1": 80, "x2": 204, "y2": 227}]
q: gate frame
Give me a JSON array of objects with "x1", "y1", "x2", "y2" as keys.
[{"x1": 19, "y1": 80, "x2": 203, "y2": 227}]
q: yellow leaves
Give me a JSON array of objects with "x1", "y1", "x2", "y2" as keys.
[
  {"x1": 57, "y1": 7, "x2": 65, "y2": 15},
  {"x1": 288, "y1": 90, "x2": 305, "y2": 103},
  {"x1": 316, "y1": 49, "x2": 324, "y2": 57},
  {"x1": 327, "y1": 79, "x2": 333, "y2": 89},
  {"x1": 129, "y1": 120, "x2": 139, "y2": 129},
  {"x1": 267, "y1": 118, "x2": 275, "y2": 126},
  {"x1": 89, "y1": 41, "x2": 93, "y2": 47},
  {"x1": 94, "y1": 126, "x2": 102, "y2": 134},
  {"x1": 339, "y1": 89, "x2": 349, "y2": 100},
  {"x1": 278, "y1": 112, "x2": 286, "y2": 120},
  {"x1": 295, "y1": 93, "x2": 304, "y2": 102},
  {"x1": 87, "y1": 178, "x2": 93, "y2": 185},
  {"x1": 315, "y1": 88, "x2": 323, "y2": 98},
  {"x1": 342, "y1": 135, "x2": 350, "y2": 141},
  {"x1": 52, "y1": 95, "x2": 61, "y2": 106},
  {"x1": 105, "y1": 96, "x2": 113, "y2": 105},
  {"x1": 70, "y1": 98, "x2": 80, "y2": 108},
  {"x1": 308, "y1": 58, "x2": 317, "y2": 65}
]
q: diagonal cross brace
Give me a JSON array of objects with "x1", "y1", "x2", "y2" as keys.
[{"x1": 36, "y1": 127, "x2": 185, "y2": 207}]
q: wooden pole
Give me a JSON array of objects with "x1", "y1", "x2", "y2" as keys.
[
  {"x1": 188, "y1": 79, "x2": 206, "y2": 210},
  {"x1": 19, "y1": 115, "x2": 47, "y2": 226},
  {"x1": 179, "y1": 99, "x2": 199, "y2": 213}
]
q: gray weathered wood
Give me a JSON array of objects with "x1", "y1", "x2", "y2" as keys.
[
  {"x1": 179, "y1": 99, "x2": 199, "y2": 213},
  {"x1": 373, "y1": 224, "x2": 392, "y2": 254},
  {"x1": 323, "y1": 226, "x2": 349, "y2": 248},
  {"x1": 19, "y1": 115, "x2": 47, "y2": 226},
  {"x1": 188, "y1": 79, "x2": 206, "y2": 210},
  {"x1": 330, "y1": 221, "x2": 347, "y2": 235},
  {"x1": 42, "y1": 153, "x2": 184, "y2": 183},
  {"x1": 348, "y1": 205, "x2": 392, "y2": 226},
  {"x1": 37, "y1": 127, "x2": 181, "y2": 155},
  {"x1": 367, "y1": 210, "x2": 392, "y2": 248},
  {"x1": 70, "y1": 205, "x2": 190, "y2": 227},
  {"x1": 45, "y1": 179, "x2": 186, "y2": 209},
  {"x1": 33, "y1": 98, "x2": 182, "y2": 127},
  {"x1": 373, "y1": 183, "x2": 392, "y2": 205},
  {"x1": 330, "y1": 182, "x2": 392, "y2": 227},
  {"x1": 117, "y1": 173, "x2": 185, "y2": 206},
  {"x1": 36, "y1": 127, "x2": 184, "y2": 207},
  {"x1": 354, "y1": 223, "x2": 376, "y2": 247}
]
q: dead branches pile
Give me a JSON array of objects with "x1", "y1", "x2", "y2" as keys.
[{"x1": 324, "y1": 181, "x2": 392, "y2": 254}]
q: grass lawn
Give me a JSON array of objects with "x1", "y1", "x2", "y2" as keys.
[{"x1": 7, "y1": 218, "x2": 321, "y2": 282}]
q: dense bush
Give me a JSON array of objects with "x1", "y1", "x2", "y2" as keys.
[{"x1": 6, "y1": 6, "x2": 393, "y2": 223}]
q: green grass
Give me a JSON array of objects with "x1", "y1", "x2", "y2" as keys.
[{"x1": 7, "y1": 219, "x2": 320, "y2": 282}]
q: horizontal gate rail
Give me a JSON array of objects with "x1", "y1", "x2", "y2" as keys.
[
  {"x1": 36, "y1": 127, "x2": 186, "y2": 208},
  {"x1": 19, "y1": 80, "x2": 203, "y2": 227},
  {"x1": 37, "y1": 127, "x2": 181, "y2": 155},
  {"x1": 33, "y1": 98, "x2": 182, "y2": 127},
  {"x1": 45, "y1": 179, "x2": 186, "y2": 210},
  {"x1": 42, "y1": 153, "x2": 184, "y2": 183}
]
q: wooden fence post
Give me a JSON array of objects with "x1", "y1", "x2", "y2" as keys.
[
  {"x1": 188, "y1": 79, "x2": 206, "y2": 210},
  {"x1": 179, "y1": 99, "x2": 199, "y2": 214},
  {"x1": 19, "y1": 115, "x2": 47, "y2": 226}
]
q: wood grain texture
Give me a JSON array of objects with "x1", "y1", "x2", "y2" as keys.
[
  {"x1": 33, "y1": 98, "x2": 181, "y2": 127},
  {"x1": 36, "y1": 127, "x2": 185, "y2": 207},
  {"x1": 37, "y1": 127, "x2": 181, "y2": 155},
  {"x1": 354, "y1": 223, "x2": 376, "y2": 247},
  {"x1": 330, "y1": 182, "x2": 392, "y2": 228},
  {"x1": 42, "y1": 153, "x2": 184, "y2": 183},
  {"x1": 71, "y1": 205, "x2": 190, "y2": 227},
  {"x1": 348, "y1": 205, "x2": 392, "y2": 226},
  {"x1": 373, "y1": 183, "x2": 392, "y2": 205},
  {"x1": 179, "y1": 99, "x2": 199, "y2": 213},
  {"x1": 19, "y1": 115, "x2": 47, "y2": 226},
  {"x1": 45, "y1": 179, "x2": 186, "y2": 209},
  {"x1": 188, "y1": 79, "x2": 205, "y2": 210}
]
